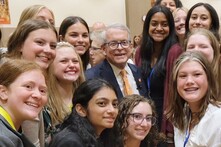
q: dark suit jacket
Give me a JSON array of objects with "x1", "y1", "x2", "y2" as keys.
[
  {"x1": 85, "y1": 59, "x2": 147, "y2": 99},
  {"x1": 0, "y1": 115, "x2": 35, "y2": 147}
]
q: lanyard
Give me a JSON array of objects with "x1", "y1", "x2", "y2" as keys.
[
  {"x1": 0, "y1": 106, "x2": 16, "y2": 130},
  {"x1": 184, "y1": 115, "x2": 191, "y2": 147},
  {"x1": 183, "y1": 128, "x2": 190, "y2": 147},
  {"x1": 147, "y1": 68, "x2": 154, "y2": 98}
]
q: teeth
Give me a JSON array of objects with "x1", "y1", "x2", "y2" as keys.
[
  {"x1": 136, "y1": 130, "x2": 148, "y2": 135},
  {"x1": 42, "y1": 57, "x2": 49, "y2": 60},
  {"x1": 185, "y1": 88, "x2": 198, "y2": 93},
  {"x1": 186, "y1": 88, "x2": 197, "y2": 91},
  {"x1": 38, "y1": 56, "x2": 50, "y2": 61},
  {"x1": 26, "y1": 102, "x2": 38, "y2": 108},
  {"x1": 66, "y1": 71, "x2": 76, "y2": 74},
  {"x1": 115, "y1": 54, "x2": 125, "y2": 56},
  {"x1": 187, "y1": 90, "x2": 195, "y2": 91}
]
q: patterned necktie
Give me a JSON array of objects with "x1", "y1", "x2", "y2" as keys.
[{"x1": 120, "y1": 69, "x2": 133, "y2": 96}]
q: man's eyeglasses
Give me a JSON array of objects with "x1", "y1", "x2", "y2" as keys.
[
  {"x1": 129, "y1": 113, "x2": 156, "y2": 125},
  {"x1": 105, "y1": 40, "x2": 131, "y2": 50}
]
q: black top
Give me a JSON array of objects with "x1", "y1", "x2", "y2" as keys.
[
  {"x1": 49, "y1": 112, "x2": 104, "y2": 147},
  {"x1": 146, "y1": 68, "x2": 165, "y2": 130}
]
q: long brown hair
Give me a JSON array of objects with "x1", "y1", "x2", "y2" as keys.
[
  {"x1": 184, "y1": 28, "x2": 221, "y2": 99},
  {"x1": 166, "y1": 51, "x2": 220, "y2": 131},
  {"x1": 6, "y1": 19, "x2": 57, "y2": 59}
]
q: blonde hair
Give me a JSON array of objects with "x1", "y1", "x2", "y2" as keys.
[
  {"x1": 184, "y1": 28, "x2": 221, "y2": 99},
  {"x1": 47, "y1": 42, "x2": 85, "y2": 125},
  {"x1": 166, "y1": 51, "x2": 220, "y2": 131},
  {"x1": 172, "y1": 7, "x2": 188, "y2": 17},
  {"x1": 18, "y1": 4, "x2": 54, "y2": 26}
]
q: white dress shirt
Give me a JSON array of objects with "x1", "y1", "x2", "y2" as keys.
[{"x1": 109, "y1": 62, "x2": 139, "y2": 96}]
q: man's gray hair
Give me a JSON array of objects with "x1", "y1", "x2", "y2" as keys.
[{"x1": 101, "y1": 23, "x2": 131, "y2": 43}]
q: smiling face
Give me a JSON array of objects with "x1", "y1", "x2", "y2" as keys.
[
  {"x1": 177, "y1": 60, "x2": 208, "y2": 110},
  {"x1": 86, "y1": 87, "x2": 118, "y2": 135},
  {"x1": 125, "y1": 102, "x2": 153, "y2": 142},
  {"x1": 189, "y1": 6, "x2": 212, "y2": 31},
  {"x1": 52, "y1": 46, "x2": 81, "y2": 83},
  {"x1": 174, "y1": 9, "x2": 187, "y2": 38},
  {"x1": 104, "y1": 28, "x2": 132, "y2": 69},
  {"x1": 63, "y1": 22, "x2": 90, "y2": 55},
  {"x1": 149, "y1": 12, "x2": 170, "y2": 43},
  {"x1": 20, "y1": 28, "x2": 57, "y2": 70},
  {"x1": 186, "y1": 34, "x2": 214, "y2": 63},
  {"x1": 1, "y1": 70, "x2": 47, "y2": 129}
]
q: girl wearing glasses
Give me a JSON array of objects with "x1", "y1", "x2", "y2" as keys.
[{"x1": 108, "y1": 94, "x2": 165, "y2": 147}]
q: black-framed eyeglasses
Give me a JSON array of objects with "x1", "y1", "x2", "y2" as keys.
[
  {"x1": 129, "y1": 113, "x2": 156, "y2": 125},
  {"x1": 105, "y1": 40, "x2": 131, "y2": 50}
]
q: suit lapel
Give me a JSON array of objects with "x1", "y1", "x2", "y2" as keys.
[
  {"x1": 128, "y1": 64, "x2": 144, "y2": 94},
  {"x1": 99, "y1": 60, "x2": 123, "y2": 99}
]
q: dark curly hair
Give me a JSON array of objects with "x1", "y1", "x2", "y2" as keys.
[{"x1": 108, "y1": 94, "x2": 163, "y2": 147}]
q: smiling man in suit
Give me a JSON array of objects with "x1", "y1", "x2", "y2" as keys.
[{"x1": 85, "y1": 23, "x2": 147, "y2": 99}]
